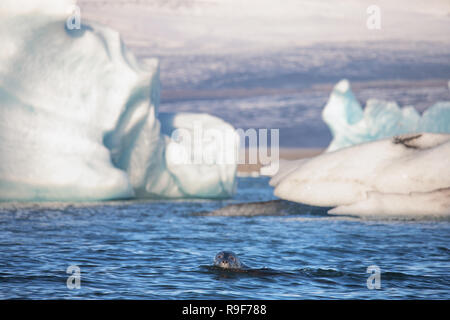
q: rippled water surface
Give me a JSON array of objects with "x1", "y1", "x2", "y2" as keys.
[{"x1": 0, "y1": 177, "x2": 449, "y2": 299}]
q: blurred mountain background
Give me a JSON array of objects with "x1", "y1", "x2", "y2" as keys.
[{"x1": 78, "y1": 0, "x2": 450, "y2": 147}]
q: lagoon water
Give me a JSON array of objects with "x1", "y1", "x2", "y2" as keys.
[{"x1": 0, "y1": 177, "x2": 448, "y2": 299}]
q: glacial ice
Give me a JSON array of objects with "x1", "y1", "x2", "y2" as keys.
[
  {"x1": 160, "y1": 112, "x2": 238, "y2": 198},
  {"x1": 265, "y1": 80, "x2": 450, "y2": 216},
  {"x1": 323, "y1": 79, "x2": 450, "y2": 151},
  {"x1": 0, "y1": 0, "x2": 237, "y2": 201},
  {"x1": 272, "y1": 133, "x2": 450, "y2": 216}
]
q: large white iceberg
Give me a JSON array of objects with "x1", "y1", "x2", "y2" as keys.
[
  {"x1": 323, "y1": 79, "x2": 450, "y2": 151},
  {"x1": 0, "y1": 0, "x2": 237, "y2": 201},
  {"x1": 271, "y1": 133, "x2": 450, "y2": 216}
]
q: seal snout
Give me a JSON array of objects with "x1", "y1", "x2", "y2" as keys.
[{"x1": 218, "y1": 260, "x2": 230, "y2": 268}]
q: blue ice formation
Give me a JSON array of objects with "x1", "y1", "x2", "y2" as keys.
[
  {"x1": 0, "y1": 0, "x2": 237, "y2": 201},
  {"x1": 323, "y1": 79, "x2": 450, "y2": 151}
]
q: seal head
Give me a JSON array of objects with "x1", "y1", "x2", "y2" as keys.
[{"x1": 214, "y1": 251, "x2": 243, "y2": 269}]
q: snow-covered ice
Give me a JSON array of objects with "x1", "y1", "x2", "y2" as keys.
[{"x1": 271, "y1": 133, "x2": 450, "y2": 216}]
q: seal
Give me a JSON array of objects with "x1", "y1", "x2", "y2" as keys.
[
  {"x1": 214, "y1": 251, "x2": 246, "y2": 269},
  {"x1": 210, "y1": 251, "x2": 286, "y2": 276}
]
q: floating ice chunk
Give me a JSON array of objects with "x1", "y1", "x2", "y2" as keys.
[
  {"x1": 160, "y1": 112, "x2": 238, "y2": 198},
  {"x1": 274, "y1": 133, "x2": 450, "y2": 216},
  {"x1": 0, "y1": 3, "x2": 146, "y2": 200},
  {"x1": 0, "y1": 1, "x2": 237, "y2": 201},
  {"x1": 323, "y1": 79, "x2": 450, "y2": 151}
]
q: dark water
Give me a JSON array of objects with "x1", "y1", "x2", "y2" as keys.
[{"x1": 0, "y1": 177, "x2": 449, "y2": 299}]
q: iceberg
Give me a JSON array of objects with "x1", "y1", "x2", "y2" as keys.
[
  {"x1": 271, "y1": 133, "x2": 450, "y2": 216},
  {"x1": 0, "y1": 0, "x2": 237, "y2": 201},
  {"x1": 159, "y1": 112, "x2": 238, "y2": 198},
  {"x1": 264, "y1": 80, "x2": 450, "y2": 217},
  {"x1": 323, "y1": 79, "x2": 450, "y2": 151}
]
